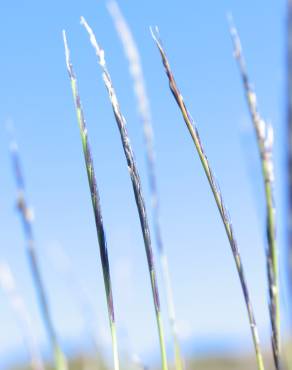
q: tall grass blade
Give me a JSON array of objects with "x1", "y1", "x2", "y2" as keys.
[
  {"x1": 228, "y1": 16, "x2": 280, "y2": 369},
  {"x1": 0, "y1": 262, "x2": 45, "y2": 370},
  {"x1": 8, "y1": 133, "x2": 67, "y2": 370},
  {"x1": 150, "y1": 27, "x2": 265, "y2": 370},
  {"x1": 80, "y1": 17, "x2": 168, "y2": 370},
  {"x1": 62, "y1": 31, "x2": 120, "y2": 370},
  {"x1": 107, "y1": 2, "x2": 183, "y2": 369}
]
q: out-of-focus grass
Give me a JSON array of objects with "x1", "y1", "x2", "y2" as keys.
[
  {"x1": 9, "y1": 350, "x2": 279, "y2": 370},
  {"x1": 186, "y1": 357, "x2": 272, "y2": 370},
  {"x1": 11, "y1": 354, "x2": 108, "y2": 370}
]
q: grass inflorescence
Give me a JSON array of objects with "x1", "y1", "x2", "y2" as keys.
[
  {"x1": 107, "y1": 2, "x2": 183, "y2": 369},
  {"x1": 63, "y1": 31, "x2": 120, "y2": 370},
  {"x1": 80, "y1": 16, "x2": 168, "y2": 370},
  {"x1": 8, "y1": 132, "x2": 67, "y2": 370},
  {"x1": 150, "y1": 26, "x2": 265, "y2": 370},
  {"x1": 228, "y1": 16, "x2": 280, "y2": 370},
  {"x1": 3, "y1": 5, "x2": 287, "y2": 370}
]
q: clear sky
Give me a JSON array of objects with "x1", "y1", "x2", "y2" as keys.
[{"x1": 0, "y1": 0, "x2": 287, "y2": 368}]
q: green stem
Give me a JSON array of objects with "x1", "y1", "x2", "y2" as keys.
[
  {"x1": 107, "y1": 4, "x2": 183, "y2": 368},
  {"x1": 53, "y1": 344, "x2": 67, "y2": 370},
  {"x1": 110, "y1": 323, "x2": 119, "y2": 370},
  {"x1": 63, "y1": 31, "x2": 120, "y2": 370},
  {"x1": 157, "y1": 312, "x2": 168, "y2": 370},
  {"x1": 80, "y1": 18, "x2": 168, "y2": 370},
  {"x1": 228, "y1": 18, "x2": 280, "y2": 369}
]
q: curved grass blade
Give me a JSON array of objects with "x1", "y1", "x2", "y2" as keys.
[
  {"x1": 107, "y1": 2, "x2": 183, "y2": 368},
  {"x1": 0, "y1": 262, "x2": 45, "y2": 370},
  {"x1": 150, "y1": 27, "x2": 265, "y2": 370},
  {"x1": 228, "y1": 16, "x2": 280, "y2": 369},
  {"x1": 62, "y1": 31, "x2": 120, "y2": 370},
  {"x1": 80, "y1": 17, "x2": 168, "y2": 370},
  {"x1": 8, "y1": 133, "x2": 67, "y2": 370}
]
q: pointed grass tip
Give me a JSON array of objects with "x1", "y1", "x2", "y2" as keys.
[
  {"x1": 149, "y1": 26, "x2": 160, "y2": 43},
  {"x1": 80, "y1": 16, "x2": 105, "y2": 67},
  {"x1": 226, "y1": 14, "x2": 242, "y2": 59},
  {"x1": 62, "y1": 30, "x2": 69, "y2": 67}
]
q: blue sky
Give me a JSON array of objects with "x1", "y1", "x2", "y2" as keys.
[{"x1": 0, "y1": 0, "x2": 287, "y2": 368}]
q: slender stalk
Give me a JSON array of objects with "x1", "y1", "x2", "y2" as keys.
[
  {"x1": 8, "y1": 136, "x2": 67, "y2": 370},
  {"x1": 150, "y1": 27, "x2": 265, "y2": 370},
  {"x1": 228, "y1": 17, "x2": 280, "y2": 369},
  {"x1": 107, "y1": 2, "x2": 183, "y2": 369},
  {"x1": 0, "y1": 262, "x2": 45, "y2": 370},
  {"x1": 62, "y1": 31, "x2": 120, "y2": 370},
  {"x1": 80, "y1": 17, "x2": 168, "y2": 370}
]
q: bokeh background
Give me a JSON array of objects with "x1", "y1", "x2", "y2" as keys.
[{"x1": 0, "y1": 0, "x2": 287, "y2": 368}]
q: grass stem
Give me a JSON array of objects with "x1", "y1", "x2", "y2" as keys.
[
  {"x1": 8, "y1": 133, "x2": 67, "y2": 370},
  {"x1": 107, "y1": 2, "x2": 183, "y2": 368},
  {"x1": 80, "y1": 17, "x2": 168, "y2": 370},
  {"x1": 228, "y1": 16, "x2": 280, "y2": 369},
  {"x1": 0, "y1": 262, "x2": 45, "y2": 370},
  {"x1": 151, "y1": 27, "x2": 265, "y2": 370},
  {"x1": 63, "y1": 31, "x2": 120, "y2": 370}
]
